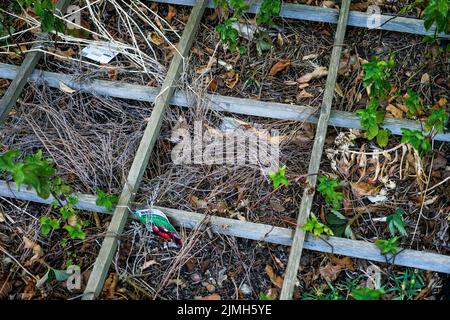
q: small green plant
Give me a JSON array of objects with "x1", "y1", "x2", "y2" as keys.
[
  {"x1": 375, "y1": 236, "x2": 400, "y2": 255},
  {"x1": 256, "y1": 0, "x2": 281, "y2": 26},
  {"x1": 387, "y1": 269, "x2": 425, "y2": 300},
  {"x1": 0, "y1": 149, "x2": 85, "y2": 240},
  {"x1": 401, "y1": 128, "x2": 432, "y2": 156},
  {"x1": 216, "y1": 18, "x2": 245, "y2": 54},
  {"x1": 302, "y1": 213, "x2": 334, "y2": 237},
  {"x1": 17, "y1": 0, "x2": 65, "y2": 33},
  {"x1": 356, "y1": 102, "x2": 390, "y2": 147},
  {"x1": 358, "y1": 57, "x2": 395, "y2": 147},
  {"x1": 95, "y1": 187, "x2": 118, "y2": 211},
  {"x1": 213, "y1": 0, "x2": 281, "y2": 54},
  {"x1": 404, "y1": 89, "x2": 423, "y2": 117},
  {"x1": 268, "y1": 165, "x2": 289, "y2": 189},
  {"x1": 317, "y1": 176, "x2": 343, "y2": 210},
  {"x1": 39, "y1": 216, "x2": 60, "y2": 236},
  {"x1": 351, "y1": 287, "x2": 385, "y2": 300},
  {"x1": 386, "y1": 208, "x2": 408, "y2": 237},
  {"x1": 424, "y1": 108, "x2": 449, "y2": 134},
  {"x1": 362, "y1": 56, "x2": 394, "y2": 100}
]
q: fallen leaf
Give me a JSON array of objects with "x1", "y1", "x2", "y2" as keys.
[
  {"x1": 148, "y1": 32, "x2": 164, "y2": 46},
  {"x1": 386, "y1": 104, "x2": 404, "y2": 119},
  {"x1": 297, "y1": 89, "x2": 314, "y2": 100},
  {"x1": 330, "y1": 256, "x2": 354, "y2": 270},
  {"x1": 335, "y1": 83, "x2": 344, "y2": 97},
  {"x1": 319, "y1": 262, "x2": 342, "y2": 282},
  {"x1": 59, "y1": 81, "x2": 76, "y2": 94},
  {"x1": 265, "y1": 265, "x2": 284, "y2": 288},
  {"x1": 20, "y1": 280, "x2": 36, "y2": 300},
  {"x1": 102, "y1": 273, "x2": 118, "y2": 297},
  {"x1": 302, "y1": 53, "x2": 319, "y2": 61},
  {"x1": 141, "y1": 259, "x2": 160, "y2": 270},
  {"x1": 23, "y1": 236, "x2": 43, "y2": 266},
  {"x1": 269, "y1": 60, "x2": 290, "y2": 77},
  {"x1": 165, "y1": 5, "x2": 177, "y2": 23},
  {"x1": 190, "y1": 196, "x2": 208, "y2": 209},
  {"x1": 0, "y1": 208, "x2": 5, "y2": 223},
  {"x1": 297, "y1": 66, "x2": 328, "y2": 84},
  {"x1": 351, "y1": 182, "x2": 381, "y2": 198},
  {"x1": 420, "y1": 73, "x2": 430, "y2": 84},
  {"x1": 225, "y1": 72, "x2": 239, "y2": 89}
]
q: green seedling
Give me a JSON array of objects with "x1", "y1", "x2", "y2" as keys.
[
  {"x1": 375, "y1": 236, "x2": 400, "y2": 255},
  {"x1": 317, "y1": 176, "x2": 343, "y2": 210},
  {"x1": 268, "y1": 165, "x2": 289, "y2": 189},
  {"x1": 302, "y1": 213, "x2": 334, "y2": 237}
]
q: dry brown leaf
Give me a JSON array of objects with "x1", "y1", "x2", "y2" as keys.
[
  {"x1": 297, "y1": 66, "x2": 328, "y2": 84},
  {"x1": 335, "y1": 83, "x2": 344, "y2": 98},
  {"x1": 165, "y1": 5, "x2": 177, "y2": 23},
  {"x1": 20, "y1": 280, "x2": 36, "y2": 300},
  {"x1": 386, "y1": 104, "x2": 404, "y2": 119},
  {"x1": 148, "y1": 32, "x2": 164, "y2": 46},
  {"x1": 0, "y1": 208, "x2": 5, "y2": 223},
  {"x1": 351, "y1": 182, "x2": 381, "y2": 198},
  {"x1": 330, "y1": 256, "x2": 354, "y2": 270},
  {"x1": 319, "y1": 263, "x2": 342, "y2": 282},
  {"x1": 269, "y1": 60, "x2": 290, "y2": 77},
  {"x1": 265, "y1": 265, "x2": 284, "y2": 288},
  {"x1": 56, "y1": 48, "x2": 76, "y2": 59},
  {"x1": 190, "y1": 196, "x2": 208, "y2": 209},
  {"x1": 436, "y1": 97, "x2": 448, "y2": 108},
  {"x1": 102, "y1": 272, "x2": 118, "y2": 297},
  {"x1": 23, "y1": 236, "x2": 43, "y2": 266},
  {"x1": 225, "y1": 72, "x2": 239, "y2": 89},
  {"x1": 420, "y1": 73, "x2": 430, "y2": 84},
  {"x1": 297, "y1": 89, "x2": 314, "y2": 100}
]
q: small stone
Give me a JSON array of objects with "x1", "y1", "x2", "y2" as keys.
[{"x1": 240, "y1": 283, "x2": 252, "y2": 296}]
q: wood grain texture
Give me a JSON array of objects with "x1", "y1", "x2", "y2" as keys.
[
  {"x1": 81, "y1": 0, "x2": 208, "y2": 300},
  {"x1": 1, "y1": 63, "x2": 449, "y2": 142},
  {"x1": 1, "y1": 180, "x2": 449, "y2": 274},
  {"x1": 280, "y1": 0, "x2": 352, "y2": 300},
  {"x1": 151, "y1": 0, "x2": 449, "y2": 37},
  {"x1": 0, "y1": 0, "x2": 71, "y2": 124}
]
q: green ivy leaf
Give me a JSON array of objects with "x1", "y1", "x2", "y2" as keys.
[{"x1": 376, "y1": 129, "x2": 390, "y2": 147}]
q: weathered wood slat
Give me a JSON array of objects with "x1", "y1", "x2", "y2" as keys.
[
  {"x1": 80, "y1": 0, "x2": 208, "y2": 300},
  {"x1": 1, "y1": 180, "x2": 449, "y2": 274},
  {"x1": 0, "y1": 0, "x2": 72, "y2": 124},
  {"x1": 280, "y1": 0, "x2": 352, "y2": 300},
  {"x1": 1, "y1": 63, "x2": 449, "y2": 142},
  {"x1": 152, "y1": 0, "x2": 449, "y2": 37}
]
